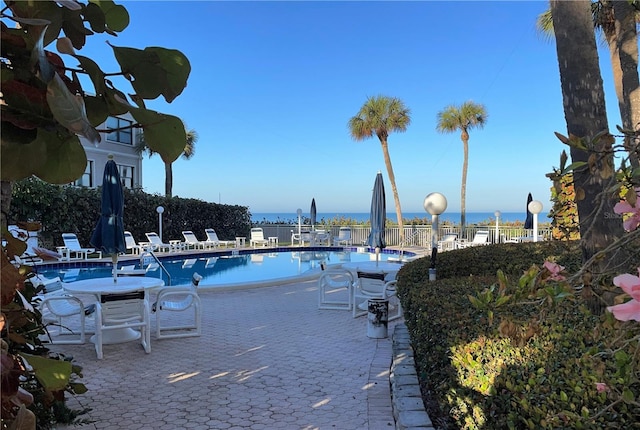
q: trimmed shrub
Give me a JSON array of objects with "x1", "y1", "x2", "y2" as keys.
[{"x1": 397, "y1": 242, "x2": 640, "y2": 429}]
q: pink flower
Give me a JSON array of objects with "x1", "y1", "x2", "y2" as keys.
[
  {"x1": 595, "y1": 382, "x2": 609, "y2": 393},
  {"x1": 607, "y1": 269, "x2": 640, "y2": 322},
  {"x1": 614, "y1": 191, "x2": 640, "y2": 231},
  {"x1": 543, "y1": 261, "x2": 566, "y2": 281}
]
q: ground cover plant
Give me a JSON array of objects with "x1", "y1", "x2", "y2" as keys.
[{"x1": 396, "y1": 241, "x2": 640, "y2": 429}]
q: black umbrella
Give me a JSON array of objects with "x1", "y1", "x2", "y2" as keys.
[
  {"x1": 310, "y1": 198, "x2": 317, "y2": 230},
  {"x1": 90, "y1": 157, "x2": 126, "y2": 282},
  {"x1": 366, "y1": 172, "x2": 386, "y2": 265},
  {"x1": 524, "y1": 193, "x2": 534, "y2": 229}
]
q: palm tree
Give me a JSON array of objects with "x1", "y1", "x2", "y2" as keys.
[
  {"x1": 348, "y1": 96, "x2": 411, "y2": 243},
  {"x1": 537, "y1": 1, "x2": 640, "y2": 168},
  {"x1": 436, "y1": 101, "x2": 487, "y2": 233},
  {"x1": 136, "y1": 123, "x2": 198, "y2": 198},
  {"x1": 549, "y1": 0, "x2": 624, "y2": 264}
]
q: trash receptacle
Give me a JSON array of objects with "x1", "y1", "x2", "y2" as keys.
[{"x1": 367, "y1": 298, "x2": 389, "y2": 338}]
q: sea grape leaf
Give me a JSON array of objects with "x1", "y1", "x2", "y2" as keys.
[
  {"x1": 36, "y1": 132, "x2": 86, "y2": 184},
  {"x1": 46, "y1": 73, "x2": 100, "y2": 143},
  {"x1": 128, "y1": 106, "x2": 186, "y2": 163},
  {"x1": 19, "y1": 353, "x2": 72, "y2": 392},
  {"x1": 110, "y1": 44, "x2": 190, "y2": 103},
  {"x1": 90, "y1": 0, "x2": 130, "y2": 32},
  {"x1": 0, "y1": 132, "x2": 47, "y2": 181}
]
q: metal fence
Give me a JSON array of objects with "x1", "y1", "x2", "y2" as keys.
[{"x1": 256, "y1": 224, "x2": 553, "y2": 247}]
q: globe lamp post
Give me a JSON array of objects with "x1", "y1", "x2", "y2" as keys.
[
  {"x1": 156, "y1": 206, "x2": 165, "y2": 242},
  {"x1": 494, "y1": 210, "x2": 501, "y2": 243},
  {"x1": 297, "y1": 208, "x2": 302, "y2": 236},
  {"x1": 528, "y1": 200, "x2": 543, "y2": 242},
  {"x1": 424, "y1": 193, "x2": 447, "y2": 281}
]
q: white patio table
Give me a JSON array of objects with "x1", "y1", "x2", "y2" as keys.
[{"x1": 63, "y1": 277, "x2": 164, "y2": 344}]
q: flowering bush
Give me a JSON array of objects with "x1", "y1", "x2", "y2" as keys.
[{"x1": 607, "y1": 269, "x2": 640, "y2": 322}]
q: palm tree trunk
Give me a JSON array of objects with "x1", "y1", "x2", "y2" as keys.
[
  {"x1": 550, "y1": 0, "x2": 624, "y2": 267},
  {"x1": 612, "y1": 0, "x2": 640, "y2": 168},
  {"x1": 164, "y1": 162, "x2": 173, "y2": 198},
  {"x1": 380, "y1": 140, "x2": 404, "y2": 243},
  {"x1": 1, "y1": 180, "x2": 13, "y2": 230},
  {"x1": 460, "y1": 130, "x2": 469, "y2": 234}
]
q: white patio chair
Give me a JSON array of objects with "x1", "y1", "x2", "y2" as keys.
[
  {"x1": 153, "y1": 272, "x2": 202, "y2": 339},
  {"x1": 314, "y1": 229, "x2": 330, "y2": 246},
  {"x1": 94, "y1": 290, "x2": 151, "y2": 359},
  {"x1": 249, "y1": 228, "x2": 269, "y2": 248},
  {"x1": 145, "y1": 232, "x2": 172, "y2": 252},
  {"x1": 352, "y1": 271, "x2": 401, "y2": 320},
  {"x1": 57, "y1": 233, "x2": 102, "y2": 260},
  {"x1": 437, "y1": 233, "x2": 458, "y2": 252},
  {"x1": 318, "y1": 268, "x2": 354, "y2": 310},
  {"x1": 333, "y1": 226, "x2": 352, "y2": 246},
  {"x1": 38, "y1": 280, "x2": 93, "y2": 344}
]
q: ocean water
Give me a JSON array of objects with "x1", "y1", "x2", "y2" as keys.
[{"x1": 252, "y1": 212, "x2": 551, "y2": 225}]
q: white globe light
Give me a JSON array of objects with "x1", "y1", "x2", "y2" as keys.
[
  {"x1": 423, "y1": 193, "x2": 447, "y2": 216},
  {"x1": 494, "y1": 210, "x2": 501, "y2": 218},
  {"x1": 528, "y1": 200, "x2": 543, "y2": 214},
  {"x1": 156, "y1": 206, "x2": 165, "y2": 214}
]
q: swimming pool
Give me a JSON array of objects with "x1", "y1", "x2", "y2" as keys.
[{"x1": 37, "y1": 247, "x2": 414, "y2": 287}]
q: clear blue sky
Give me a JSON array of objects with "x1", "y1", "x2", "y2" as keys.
[{"x1": 79, "y1": 1, "x2": 622, "y2": 215}]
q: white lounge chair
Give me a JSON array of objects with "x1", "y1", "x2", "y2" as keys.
[
  {"x1": 124, "y1": 231, "x2": 144, "y2": 255},
  {"x1": 181, "y1": 231, "x2": 207, "y2": 250},
  {"x1": 145, "y1": 232, "x2": 172, "y2": 252},
  {"x1": 204, "y1": 228, "x2": 235, "y2": 248},
  {"x1": 58, "y1": 233, "x2": 102, "y2": 260},
  {"x1": 249, "y1": 228, "x2": 269, "y2": 248},
  {"x1": 456, "y1": 230, "x2": 490, "y2": 249}
]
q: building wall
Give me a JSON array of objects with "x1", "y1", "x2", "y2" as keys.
[{"x1": 78, "y1": 113, "x2": 143, "y2": 189}]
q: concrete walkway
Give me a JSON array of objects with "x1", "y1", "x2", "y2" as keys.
[{"x1": 54, "y1": 279, "x2": 401, "y2": 429}]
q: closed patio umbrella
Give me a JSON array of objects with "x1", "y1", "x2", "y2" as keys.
[
  {"x1": 366, "y1": 172, "x2": 386, "y2": 266},
  {"x1": 90, "y1": 156, "x2": 126, "y2": 282},
  {"x1": 310, "y1": 198, "x2": 317, "y2": 230},
  {"x1": 524, "y1": 192, "x2": 534, "y2": 229}
]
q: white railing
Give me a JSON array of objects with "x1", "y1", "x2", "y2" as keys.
[{"x1": 255, "y1": 224, "x2": 553, "y2": 247}]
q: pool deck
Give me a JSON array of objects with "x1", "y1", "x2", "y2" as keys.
[{"x1": 53, "y1": 278, "x2": 406, "y2": 430}]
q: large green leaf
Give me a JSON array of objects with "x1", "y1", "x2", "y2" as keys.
[
  {"x1": 33, "y1": 129, "x2": 87, "y2": 184},
  {"x1": 19, "y1": 353, "x2": 72, "y2": 392},
  {"x1": 1, "y1": 131, "x2": 47, "y2": 181},
  {"x1": 90, "y1": 0, "x2": 129, "y2": 32},
  {"x1": 110, "y1": 44, "x2": 190, "y2": 103},
  {"x1": 46, "y1": 73, "x2": 100, "y2": 143},
  {"x1": 129, "y1": 107, "x2": 186, "y2": 163}
]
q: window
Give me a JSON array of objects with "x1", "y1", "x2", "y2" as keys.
[
  {"x1": 118, "y1": 165, "x2": 134, "y2": 189},
  {"x1": 73, "y1": 160, "x2": 93, "y2": 187},
  {"x1": 106, "y1": 117, "x2": 133, "y2": 145}
]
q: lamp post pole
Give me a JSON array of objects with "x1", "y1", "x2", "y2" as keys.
[
  {"x1": 423, "y1": 193, "x2": 447, "y2": 281},
  {"x1": 494, "y1": 210, "x2": 501, "y2": 243},
  {"x1": 297, "y1": 208, "x2": 302, "y2": 237},
  {"x1": 528, "y1": 201, "x2": 543, "y2": 242},
  {"x1": 156, "y1": 206, "x2": 165, "y2": 242}
]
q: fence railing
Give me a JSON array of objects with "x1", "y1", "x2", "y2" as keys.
[{"x1": 256, "y1": 224, "x2": 553, "y2": 247}]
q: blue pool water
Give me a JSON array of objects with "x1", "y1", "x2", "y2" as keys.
[{"x1": 38, "y1": 248, "x2": 411, "y2": 287}]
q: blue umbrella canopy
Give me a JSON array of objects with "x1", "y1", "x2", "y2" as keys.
[
  {"x1": 524, "y1": 192, "x2": 534, "y2": 229},
  {"x1": 90, "y1": 158, "x2": 126, "y2": 280},
  {"x1": 366, "y1": 172, "x2": 386, "y2": 251},
  {"x1": 310, "y1": 198, "x2": 317, "y2": 230}
]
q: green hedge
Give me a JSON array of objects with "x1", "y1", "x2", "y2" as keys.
[
  {"x1": 8, "y1": 178, "x2": 252, "y2": 248},
  {"x1": 397, "y1": 242, "x2": 640, "y2": 429}
]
